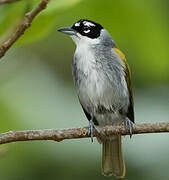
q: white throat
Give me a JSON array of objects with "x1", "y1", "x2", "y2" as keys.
[
  {"x1": 74, "y1": 40, "x2": 96, "y2": 76},
  {"x1": 71, "y1": 32, "x2": 100, "y2": 47}
]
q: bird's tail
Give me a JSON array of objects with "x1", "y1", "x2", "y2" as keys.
[{"x1": 102, "y1": 135, "x2": 125, "y2": 178}]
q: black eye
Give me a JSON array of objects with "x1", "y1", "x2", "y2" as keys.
[{"x1": 83, "y1": 26, "x2": 89, "y2": 31}]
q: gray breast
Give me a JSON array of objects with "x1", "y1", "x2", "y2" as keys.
[{"x1": 72, "y1": 45, "x2": 129, "y2": 125}]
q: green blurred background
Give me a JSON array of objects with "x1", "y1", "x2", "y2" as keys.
[{"x1": 0, "y1": 0, "x2": 169, "y2": 179}]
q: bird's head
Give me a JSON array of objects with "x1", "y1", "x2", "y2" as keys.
[{"x1": 58, "y1": 19, "x2": 114, "y2": 47}]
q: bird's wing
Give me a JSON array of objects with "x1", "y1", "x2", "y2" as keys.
[{"x1": 113, "y1": 48, "x2": 134, "y2": 123}]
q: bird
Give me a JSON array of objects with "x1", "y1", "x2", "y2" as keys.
[{"x1": 58, "y1": 19, "x2": 134, "y2": 178}]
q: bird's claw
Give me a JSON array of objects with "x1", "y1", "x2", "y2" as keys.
[
  {"x1": 88, "y1": 119, "x2": 99, "y2": 142},
  {"x1": 125, "y1": 118, "x2": 134, "y2": 138}
]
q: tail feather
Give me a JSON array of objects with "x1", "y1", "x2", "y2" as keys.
[{"x1": 102, "y1": 136, "x2": 125, "y2": 178}]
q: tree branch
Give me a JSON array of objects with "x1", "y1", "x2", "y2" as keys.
[
  {"x1": 1, "y1": 122, "x2": 169, "y2": 145},
  {"x1": 0, "y1": 0, "x2": 50, "y2": 58}
]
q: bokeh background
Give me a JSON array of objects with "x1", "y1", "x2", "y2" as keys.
[{"x1": 0, "y1": 0, "x2": 169, "y2": 179}]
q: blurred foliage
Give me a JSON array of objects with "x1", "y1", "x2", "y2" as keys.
[
  {"x1": 0, "y1": 0, "x2": 82, "y2": 44},
  {"x1": 0, "y1": 0, "x2": 169, "y2": 180}
]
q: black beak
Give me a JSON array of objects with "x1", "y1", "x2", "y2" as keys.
[{"x1": 58, "y1": 27, "x2": 76, "y2": 35}]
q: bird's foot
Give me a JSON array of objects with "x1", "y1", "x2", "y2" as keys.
[
  {"x1": 124, "y1": 118, "x2": 134, "y2": 138},
  {"x1": 88, "y1": 119, "x2": 99, "y2": 143}
]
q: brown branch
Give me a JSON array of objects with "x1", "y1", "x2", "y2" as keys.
[
  {"x1": 1, "y1": 122, "x2": 169, "y2": 145},
  {"x1": 0, "y1": 0, "x2": 20, "y2": 5},
  {"x1": 0, "y1": 0, "x2": 50, "y2": 58}
]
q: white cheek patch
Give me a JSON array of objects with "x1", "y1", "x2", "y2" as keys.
[
  {"x1": 74, "y1": 22, "x2": 80, "y2": 27},
  {"x1": 84, "y1": 29, "x2": 90, "y2": 33},
  {"x1": 83, "y1": 21, "x2": 95, "y2": 27}
]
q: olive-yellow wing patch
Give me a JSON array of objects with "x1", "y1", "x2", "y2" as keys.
[{"x1": 114, "y1": 48, "x2": 134, "y2": 123}]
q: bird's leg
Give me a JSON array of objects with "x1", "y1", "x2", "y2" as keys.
[
  {"x1": 88, "y1": 119, "x2": 94, "y2": 142},
  {"x1": 124, "y1": 117, "x2": 134, "y2": 138},
  {"x1": 88, "y1": 114, "x2": 99, "y2": 142}
]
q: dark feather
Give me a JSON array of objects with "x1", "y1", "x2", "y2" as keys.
[{"x1": 81, "y1": 104, "x2": 99, "y2": 125}]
